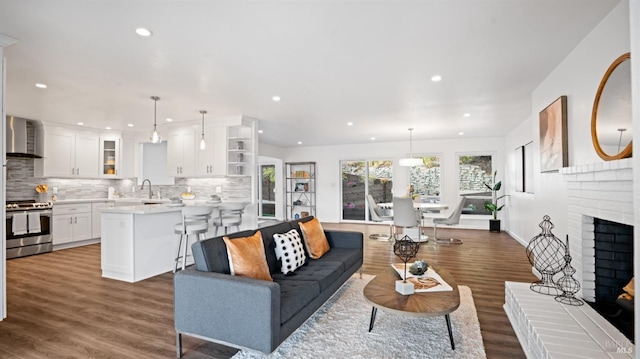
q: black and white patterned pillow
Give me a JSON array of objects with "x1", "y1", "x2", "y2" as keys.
[{"x1": 273, "y1": 229, "x2": 307, "y2": 275}]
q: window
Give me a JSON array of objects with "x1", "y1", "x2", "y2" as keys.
[
  {"x1": 341, "y1": 160, "x2": 393, "y2": 221},
  {"x1": 409, "y1": 156, "x2": 441, "y2": 202},
  {"x1": 458, "y1": 154, "x2": 493, "y2": 215}
]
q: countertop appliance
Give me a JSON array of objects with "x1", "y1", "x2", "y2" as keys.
[{"x1": 5, "y1": 200, "x2": 53, "y2": 259}]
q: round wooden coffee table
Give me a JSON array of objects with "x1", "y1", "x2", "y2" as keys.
[{"x1": 363, "y1": 266, "x2": 460, "y2": 349}]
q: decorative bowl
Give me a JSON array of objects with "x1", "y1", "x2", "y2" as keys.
[
  {"x1": 180, "y1": 192, "x2": 195, "y2": 200},
  {"x1": 409, "y1": 260, "x2": 429, "y2": 275}
]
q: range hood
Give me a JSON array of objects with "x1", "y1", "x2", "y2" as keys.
[{"x1": 6, "y1": 116, "x2": 44, "y2": 158}]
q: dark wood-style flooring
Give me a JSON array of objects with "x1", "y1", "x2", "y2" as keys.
[{"x1": 0, "y1": 223, "x2": 536, "y2": 358}]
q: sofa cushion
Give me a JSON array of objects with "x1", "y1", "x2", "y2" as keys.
[
  {"x1": 223, "y1": 232, "x2": 273, "y2": 282},
  {"x1": 273, "y1": 260, "x2": 343, "y2": 292},
  {"x1": 276, "y1": 279, "x2": 321, "y2": 324},
  {"x1": 317, "y1": 248, "x2": 362, "y2": 271},
  {"x1": 257, "y1": 221, "x2": 293, "y2": 273},
  {"x1": 299, "y1": 218, "x2": 331, "y2": 259},
  {"x1": 273, "y1": 229, "x2": 307, "y2": 275}
]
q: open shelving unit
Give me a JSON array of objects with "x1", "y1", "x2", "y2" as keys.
[{"x1": 285, "y1": 162, "x2": 316, "y2": 220}]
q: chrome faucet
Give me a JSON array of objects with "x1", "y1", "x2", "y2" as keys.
[{"x1": 141, "y1": 179, "x2": 152, "y2": 199}]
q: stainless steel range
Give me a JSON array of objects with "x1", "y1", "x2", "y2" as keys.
[{"x1": 5, "y1": 200, "x2": 53, "y2": 259}]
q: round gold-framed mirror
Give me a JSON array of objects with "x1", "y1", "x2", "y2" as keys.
[{"x1": 591, "y1": 52, "x2": 632, "y2": 160}]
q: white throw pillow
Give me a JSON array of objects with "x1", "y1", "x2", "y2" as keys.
[{"x1": 273, "y1": 229, "x2": 307, "y2": 275}]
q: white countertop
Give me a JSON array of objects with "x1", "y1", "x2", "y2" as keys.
[
  {"x1": 100, "y1": 200, "x2": 231, "y2": 214},
  {"x1": 101, "y1": 203, "x2": 185, "y2": 215},
  {"x1": 52, "y1": 198, "x2": 171, "y2": 205}
]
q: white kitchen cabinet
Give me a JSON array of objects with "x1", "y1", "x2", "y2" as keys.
[
  {"x1": 92, "y1": 201, "x2": 114, "y2": 238},
  {"x1": 53, "y1": 203, "x2": 93, "y2": 245},
  {"x1": 36, "y1": 126, "x2": 99, "y2": 178},
  {"x1": 99, "y1": 136, "x2": 120, "y2": 178},
  {"x1": 196, "y1": 126, "x2": 227, "y2": 176},
  {"x1": 167, "y1": 126, "x2": 197, "y2": 177}
]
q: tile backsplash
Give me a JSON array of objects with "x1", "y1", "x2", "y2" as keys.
[{"x1": 5, "y1": 158, "x2": 250, "y2": 202}]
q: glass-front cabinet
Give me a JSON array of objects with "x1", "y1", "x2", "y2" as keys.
[{"x1": 99, "y1": 136, "x2": 120, "y2": 178}]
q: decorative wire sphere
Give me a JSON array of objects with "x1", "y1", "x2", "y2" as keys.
[
  {"x1": 393, "y1": 236, "x2": 420, "y2": 282},
  {"x1": 525, "y1": 215, "x2": 567, "y2": 296}
]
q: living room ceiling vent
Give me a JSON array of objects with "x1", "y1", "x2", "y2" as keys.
[
  {"x1": 399, "y1": 128, "x2": 422, "y2": 167},
  {"x1": 149, "y1": 96, "x2": 161, "y2": 143}
]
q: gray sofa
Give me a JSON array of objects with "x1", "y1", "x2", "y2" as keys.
[{"x1": 174, "y1": 216, "x2": 363, "y2": 357}]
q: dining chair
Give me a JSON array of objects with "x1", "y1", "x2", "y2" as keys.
[
  {"x1": 392, "y1": 196, "x2": 423, "y2": 242},
  {"x1": 367, "y1": 194, "x2": 394, "y2": 240},
  {"x1": 432, "y1": 196, "x2": 466, "y2": 244},
  {"x1": 174, "y1": 205, "x2": 213, "y2": 272}
]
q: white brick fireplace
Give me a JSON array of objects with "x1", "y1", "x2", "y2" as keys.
[
  {"x1": 503, "y1": 159, "x2": 635, "y2": 359},
  {"x1": 561, "y1": 158, "x2": 634, "y2": 301}
]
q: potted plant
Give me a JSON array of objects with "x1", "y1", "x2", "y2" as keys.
[{"x1": 483, "y1": 170, "x2": 505, "y2": 232}]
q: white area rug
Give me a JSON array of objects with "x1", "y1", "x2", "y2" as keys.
[{"x1": 232, "y1": 275, "x2": 486, "y2": 359}]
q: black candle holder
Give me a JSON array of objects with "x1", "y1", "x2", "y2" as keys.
[{"x1": 393, "y1": 235, "x2": 420, "y2": 282}]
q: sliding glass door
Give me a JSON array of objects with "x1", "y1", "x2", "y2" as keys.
[
  {"x1": 341, "y1": 160, "x2": 393, "y2": 221},
  {"x1": 259, "y1": 164, "x2": 276, "y2": 218}
]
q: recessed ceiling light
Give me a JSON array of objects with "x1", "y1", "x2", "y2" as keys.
[
  {"x1": 431, "y1": 75, "x2": 442, "y2": 82},
  {"x1": 127, "y1": 123, "x2": 134, "y2": 127},
  {"x1": 258, "y1": 130, "x2": 264, "y2": 134},
  {"x1": 136, "y1": 28, "x2": 152, "y2": 37},
  {"x1": 371, "y1": 137, "x2": 376, "y2": 141},
  {"x1": 77, "y1": 122, "x2": 84, "y2": 126},
  {"x1": 166, "y1": 118, "x2": 173, "y2": 122},
  {"x1": 297, "y1": 141, "x2": 302, "y2": 145},
  {"x1": 463, "y1": 113, "x2": 471, "y2": 117},
  {"x1": 347, "y1": 122, "x2": 354, "y2": 126},
  {"x1": 272, "y1": 96, "x2": 281, "y2": 102},
  {"x1": 35, "y1": 83, "x2": 47, "y2": 89},
  {"x1": 105, "y1": 126, "x2": 112, "y2": 130},
  {"x1": 459, "y1": 132, "x2": 464, "y2": 136}
]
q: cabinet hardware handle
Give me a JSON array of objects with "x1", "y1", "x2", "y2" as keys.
[
  {"x1": 74, "y1": 217, "x2": 77, "y2": 224},
  {"x1": 69, "y1": 218, "x2": 73, "y2": 224},
  {"x1": 72, "y1": 168, "x2": 75, "y2": 175},
  {"x1": 77, "y1": 168, "x2": 79, "y2": 175}
]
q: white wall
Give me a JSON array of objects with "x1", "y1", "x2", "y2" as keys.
[
  {"x1": 280, "y1": 136, "x2": 504, "y2": 224},
  {"x1": 629, "y1": 0, "x2": 639, "y2": 348},
  {"x1": 504, "y1": 1, "x2": 630, "y2": 245}
]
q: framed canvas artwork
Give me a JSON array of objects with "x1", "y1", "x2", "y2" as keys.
[
  {"x1": 524, "y1": 141, "x2": 534, "y2": 193},
  {"x1": 539, "y1": 96, "x2": 568, "y2": 172},
  {"x1": 515, "y1": 146, "x2": 524, "y2": 192}
]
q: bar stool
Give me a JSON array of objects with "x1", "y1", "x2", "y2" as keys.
[
  {"x1": 174, "y1": 206, "x2": 213, "y2": 272},
  {"x1": 219, "y1": 202, "x2": 246, "y2": 235},
  {"x1": 210, "y1": 207, "x2": 222, "y2": 236}
]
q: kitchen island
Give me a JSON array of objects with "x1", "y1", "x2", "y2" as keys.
[{"x1": 100, "y1": 204, "x2": 185, "y2": 282}]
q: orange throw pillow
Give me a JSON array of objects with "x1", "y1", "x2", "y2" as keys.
[
  {"x1": 299, "y1": 217, "x2": 330, "y2": 259},
  {"x1": 223, "y1": 232, "x2": 272, "y2": 281}
]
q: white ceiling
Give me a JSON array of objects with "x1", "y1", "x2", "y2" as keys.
[{"x1": 0, "y1": 0, "x2": 621, "y2": 148}]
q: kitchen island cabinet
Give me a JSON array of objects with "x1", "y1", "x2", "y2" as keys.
[{"x1": 100, "y1": 205, "x2": 184, "y2": 282}]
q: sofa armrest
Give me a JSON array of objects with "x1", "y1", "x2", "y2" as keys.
[
  {"x1": 325, "y1": 230, "x2": 363, "y2": 250},
  {"x1": 174, "y1": 268, "x2": 281, "y2": 354}
]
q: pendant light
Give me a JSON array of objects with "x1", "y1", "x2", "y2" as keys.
[
  {"x1": 149, "y1": 96, "x2": 161, "y2": 143},
  {"x1": 399, "y1": 128, "x2": 422, "y2": 166},
  {"x1": 199, "y1": 110, "x2": 207, "y2": 150}
]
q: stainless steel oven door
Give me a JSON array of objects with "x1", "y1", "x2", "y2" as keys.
[{"x1": 6, "y1": 209, "x2": 53, "y2": 259}]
